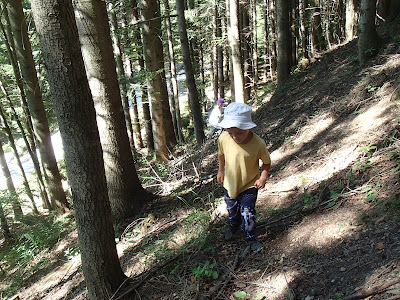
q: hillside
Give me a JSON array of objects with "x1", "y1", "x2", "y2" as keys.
[{"x1": 6, "y1": 22, "x2": 400, "y2": 300}]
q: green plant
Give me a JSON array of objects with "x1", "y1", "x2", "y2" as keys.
[
  {"x1": 299, "y1": 189, "x2": 313, "y2": 207},
  {"x1": 363, "y1": 186, "x2": 376, "y2": 202},
  {"x1": 390, "y1": 148, "x2": 400, "y2": 172},
  {"x1": 192, "y1": 260, "x2": 218, "y2": 280},
  {"x1": 365, "y1": 85, "x2": 379, "y2": 92}
]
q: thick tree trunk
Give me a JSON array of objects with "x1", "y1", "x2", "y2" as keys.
[
  {"x1": 176, "y1": 0, "x2": 205, "y2": 143},
  {"x1": 276, "y1": 0, "x2": 291, "y2": 87},
  {"x1": 30, "y1": 0, "x2": 127, "y2": 298},
  {"x1": 358, "y1": 0, "x2": 381, "y2": 65},
  {"x1": 73, "y1": 0, "x2": 147, "y2": 225},
  {"x1": 7, "y1": 0, "x2": 68, "y2": 211}
]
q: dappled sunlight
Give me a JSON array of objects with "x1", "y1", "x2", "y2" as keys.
[
  {"x1": 252, "y1": 269, "x2": 299, "y2": 300},
  {"x1": 265, "y1": 94, "x2": 395, "y2": 196},
  {"x1": 285, "y1": 209, "x2": 361, "y2": 251}
]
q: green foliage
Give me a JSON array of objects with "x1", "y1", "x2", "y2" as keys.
[
  {"x1": 0, "y1": 214, "x2": 73, "y2": 296},
  {"x1": 362, "y1": 186, "x2": 376, "y2": 202},
  {"x1": 299, "y1": 189, "x2": 313, "y2": 207},
  {"x1": 390, "y1": 148, "x2": 400, "y2": 172},
  {"x1": 192, "y1": 260, "x2": 218, "y2": 280}
]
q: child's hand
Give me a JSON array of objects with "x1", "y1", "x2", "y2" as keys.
[
  {"x1": 217, "y1": 171, "x2": 224, "y2": 184},
  {"x1": 254, "y1": 178, "x2": 266, "y2": 190}
]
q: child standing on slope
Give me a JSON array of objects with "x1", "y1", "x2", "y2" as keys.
[{"x1": 216, "y1": 102, "x2": 271, "y2": 252}]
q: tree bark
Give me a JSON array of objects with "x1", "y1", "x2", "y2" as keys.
[
  {"x1": 109, "y1": 4, "x2": 137, "y2": 154},
  {"x1": 30, "y1": 0, "x2": 127, "y2": 298},
  {"x1": 176, "y1": 0, "x2": 205, "y2": 143},
  {"x1": 358, "y1": 0, "x2": 381, "y2": 65},
  {"x1": 6, "y1": 0, "x2": 68, "y2": 211},
  {"x1": 139, "y1": 0, "x2": 173, "y2": 160},
  {"x1": 73, "y1": 0, "x2": 147, "y2": 225},
  {"x1": 345, "y1": 0, "x2": 360, "y2": 41},
  {"x1": 276, "y1": 0, "x2": 291, "y2": 87},
  {"x1": 129, "y1": 0, "x2": 154, "y2": 151}
]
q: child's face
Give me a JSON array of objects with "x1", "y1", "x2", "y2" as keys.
[{"x1": 226, "y1": 127, "x2": 251, "y2": 144}]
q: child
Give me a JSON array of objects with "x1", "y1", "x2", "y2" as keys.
[
  {"x1": 216, "y1": 102, "x2": 271, "y2": 252},
  {"x1": 207, "y1": 98, "x2": 225, "y2": 139}
]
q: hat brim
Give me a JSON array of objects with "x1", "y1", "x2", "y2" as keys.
[{"x1": 218, "y1": 119, "x2": 257, "y2": 130}]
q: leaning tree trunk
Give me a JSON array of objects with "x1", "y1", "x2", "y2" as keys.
[
  {"x1": 6, "y1": 0, "x2": 68, "y2": 211},
  {"x1": 358, "y1": 0, "x2": 381, "y2": 65},
  {"x1": 176, "y1": 0, "x2": 205, "y2": 143},
  {"x1": 73, "y1": 0, "x2": 148, "y2": 225},
  {"x1": 30, "y1": 0, "x2": 127, "y2": 298}
]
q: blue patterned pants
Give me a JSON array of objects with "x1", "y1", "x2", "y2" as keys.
[{"x1": 224, "y1": 187, "x2": 258, "y2": 241}]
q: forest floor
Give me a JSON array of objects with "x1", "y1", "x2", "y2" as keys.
[{"x1": 3, "y1": 21, "x2": 400, "y2": 300}]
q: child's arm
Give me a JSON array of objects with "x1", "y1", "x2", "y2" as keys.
[
  {"x1": 217, "y1": 154, "x2": 225, "y2": 184},
  {"x1": 255, "y1": 163, "x2": 270, "y2": 189}
]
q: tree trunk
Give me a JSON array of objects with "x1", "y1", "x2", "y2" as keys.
[
  {"x1": 227, "y1": 0, "x2": 245, "y2": 103},
  {"x1": 139, "y1": 0, "x2": 175, "y2": 160},
  {"x1": 276, "y1": 0, "x2": 291, "y2": 87},
  {"x1": 30, "y1": 0, "x2": 127, "y2": 298},
  {"x1": 176, "y1": 0, "x2": 205, "y2": 143},
  {"x1": 0, "y1": 108, "x2": 29, "y2": 219},
  {"x1": 129, "y1": 0, "x2": 154, "y2": 151},
  {"x1": 345, "y1": 0, "x2": 360, "y2": 41},
  {"x1": 242, "y1": 0, "x2": 252, "y2": 102},
  {"x1": 0, "y1": 140, "x2": 13, "y2": 241},
  {"x1": 0, "y1": 82, "x2": 41, "y2": 214},
  {"x1": 108, "y1": 5, "x2": 137, "y2": 154},
  {"x1": 358, "y1": 0, "x2": 381, "y2": 65},
  {"x1": 7, "y1": 0, "x2": 68, "y2": 211},
  {"x1": 73, "y1": 0, "x2": 147, "y2": 225},
  {"x1": 0, "y1": 23, "x2": 50, "y2": 210},
  {"x1": 299, "y1": 0, "x2": 308, "y2": 59},
  {"x1": 162, "y1": 0, "x2": 184, "y2": 142}
]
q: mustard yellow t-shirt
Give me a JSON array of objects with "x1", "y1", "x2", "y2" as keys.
[{"x1": 218, "y1": 131, "x2": 271, "y2": 199}]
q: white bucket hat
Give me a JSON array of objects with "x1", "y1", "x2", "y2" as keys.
[{"x1": 218, "y1": 102, "x2": 257, "y2": 130}]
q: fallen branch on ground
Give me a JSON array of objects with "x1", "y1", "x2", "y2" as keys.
[{"x1": 342, "y1": 277, "x2": 400, "y2": 300}]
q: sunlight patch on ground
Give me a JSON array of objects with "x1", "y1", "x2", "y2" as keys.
[
  {"x1": 266, "y1": 96, "x2": 394, "y2": 195},
  {"x1": 286, "y1": 211, "x2": 360, "y2": 251},
  {"x1": 17, "y1": 255, "x2": 82, "y2": 300},
  {"x1": 253, "y1": 269, "x2": 299, "y2": 300}
]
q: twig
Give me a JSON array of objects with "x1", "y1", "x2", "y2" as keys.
[
  {"x1": 112, "y1": 254, "x2": 180, "y2": 300},
  {"x1": 197, "y1": 246, "x2": 250, "y2": 300},
  {"x1": 342, "y1": 277, "x2": 400, "y2": 300}
]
